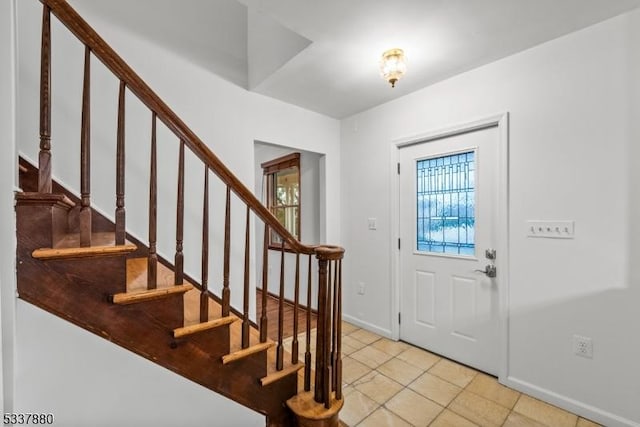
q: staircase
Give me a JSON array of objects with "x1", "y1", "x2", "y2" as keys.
[{"x1": 14, "y1": 1, "x2": 344, "y2": 426}]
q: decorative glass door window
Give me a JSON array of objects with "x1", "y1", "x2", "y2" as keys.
[{"x1": 416, "y1": 151, "x2": 475, "y2": 255}]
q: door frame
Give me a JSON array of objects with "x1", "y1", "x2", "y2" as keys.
[{"x1": 389, "y1": 112, "x2": 510, "y2": 380}]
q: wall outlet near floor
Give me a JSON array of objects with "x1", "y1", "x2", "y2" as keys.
[
  {"x1": 357, "y1": 282, "x2": 365, "y2": 295},
  {"x1": 573, "y1": 334, "x2": 593, "y2": 359}
]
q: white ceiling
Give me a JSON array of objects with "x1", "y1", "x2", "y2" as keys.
[{"x1": 73, "y1": 0, "x2": 640, "y2": 119}]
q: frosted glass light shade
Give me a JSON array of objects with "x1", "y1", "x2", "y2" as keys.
[{"x1": 380, "y1": 48, "x2": 407, "y2": 88}]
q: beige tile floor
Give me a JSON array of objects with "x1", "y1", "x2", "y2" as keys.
[{"x1": 287, "y1": 321, "x2": 602, "y2": 427}]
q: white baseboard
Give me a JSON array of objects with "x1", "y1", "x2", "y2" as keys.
[
  {"x1": 503, "y1": 376, "x2": 640, "y2": 427},
  {"x1": 342, "y1": 314, "x2": 393, "y2": 339}
]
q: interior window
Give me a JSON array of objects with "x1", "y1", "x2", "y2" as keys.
[{"x1": 261, "y1": 153, "x2": 300, "y2": 247}]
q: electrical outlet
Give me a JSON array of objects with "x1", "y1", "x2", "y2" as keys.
[
  {"x1": 357, "y1": 282, "x2": 365, "y2": 295},
  {"x1": 573, "y1": 335, "x2": 593, "y2": 359}
]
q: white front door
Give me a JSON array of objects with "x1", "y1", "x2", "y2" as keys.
[{"x1": 399, "y1": 125, "x2": 499, "y2": 375}]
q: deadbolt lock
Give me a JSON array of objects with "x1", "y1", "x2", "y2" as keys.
[{"x1": 485, "y1": 249, "x2": 496, "y2": 260}]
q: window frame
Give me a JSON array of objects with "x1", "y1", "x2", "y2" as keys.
[{"x1": 261, "y1": 152, "x2": 301, "y2": 250}]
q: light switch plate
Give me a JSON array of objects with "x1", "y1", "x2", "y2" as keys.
[
  {"x1": 368, "y1": 218, "x2": 377, "y2": 230},
  {"x1": 527, "y1": 220, "x2": 574, "y2": 239}
]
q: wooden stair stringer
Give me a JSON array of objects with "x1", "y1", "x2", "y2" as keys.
[
  {"x1": 16, "y1": 161, "x2": 302, "y2": 426},
  {"x1": 17, "y1": 245, "x2": 298, "y2": 425}
]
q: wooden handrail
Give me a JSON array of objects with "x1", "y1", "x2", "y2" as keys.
[{"x1": 40, "y1": 0, "x2": 325, "y2": 256}]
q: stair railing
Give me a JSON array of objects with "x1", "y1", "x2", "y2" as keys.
[{"x1": 35, "y1": 0, "x2": 343, "y2": 408}]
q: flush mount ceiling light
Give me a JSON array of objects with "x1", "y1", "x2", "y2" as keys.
[{"x1": 380, "y1": 48, "x2": 407, "y2": 88}]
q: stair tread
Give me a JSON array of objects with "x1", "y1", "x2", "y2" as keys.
[
  {"x1": 286, "y1": 390, "x2": 344, "y2": 421},
  {"x1": 16, "y1": 191, "x2": 75, "y2": 209},
  {"x1": 222, "y1": 341, "x2": 275, "y2": 365},
  {"x1": 32, "y1": 231, "x2": 136, "y2": 260},
  {"x1": 173, "y1": 316, "x2": 238, "y2": 338},
  {"x1": 260, "y1": 362, "x2": 304, "y2": 386},
  {"x1": 33, "y1": 244, "x2": 136, "y2": 260},
  {"x1": 111, "y1": 283, "x2": 193, "y2": 305}
]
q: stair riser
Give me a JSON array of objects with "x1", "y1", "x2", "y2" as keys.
[
  {"x1": 17, "y1": 201, "x2": 71, "y2": 250},
  {"x1": 118, "y1": 294, "x2": 185, "y2": 331},
  {"x1": 26, "y1": 257, "x2": 127, "y2": 295},
  {"x1": 172, "y1": 327, "x2": 231, "y2": 358}
]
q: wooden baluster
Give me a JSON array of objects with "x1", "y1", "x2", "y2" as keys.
[
  {"x1": 304, "y1": 254, "x2": 312, "y2": 391},
  {"x1": 38, "y1": 4, "x2": 52, "y2": 194},
  {"x1": 147, "y1": 113, "x2": 158, "y2": 289},
  {"x1": 276, "y1": 240, "x2": 286, "y2": 371},
  {"x1": 79, "y1": 46, "x2": 92, "y2": 247},
  {"x1": 331, "y1": 259, "x2": 339, "y2": 392},
  {"x1": 175, "y1": 140, "x2": 185, "y2": 285},
  {"x1": 115, "y1": 81, "x2": 126, "y2": 245},
  {"x1": 260, "y1": 225, "x2": 269, "y2": 343},
  {"x1": 335, "y1": 259, "x2": 343, "y2": 401},
  {"x1": 323, "y1": 260, "x2": 333, "y2": 408},
  {"x1": 200, "y1": 166, "x2": 209, "y2": 322},
  {"x1": 292, "y1": 253, "x2": 300, "y2": 364},
  {"x1": 222, "y1": 186, "x2": 231, "y2": 317},
  {"x1": 314, "y1": 256, "x2": 328, "y2": 403},
  {"x1": 242, "y1": 206, "x2": 250, "y2": 348}
]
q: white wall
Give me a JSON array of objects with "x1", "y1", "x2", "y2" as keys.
[
  {"x1": 341, "y1": 9, "x2": 640, "y2": 427},
  {"x1": 631, "y1": 0, "x2": 640, "y2": 291},
  {"x1": 0, "y1": 0, "x2": 17, "y2": 414},
  {"x1": 14, "y1": 0, "x2": 340, "y2": 422},
  {"x1": 253, "y1": 142, "x2": 322, "y2": 307},
  {"x1": 15, "y1": 301, "x2": 264, "y2": 427}
]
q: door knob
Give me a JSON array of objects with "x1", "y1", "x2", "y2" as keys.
[{"x1": 475, "y1": 264, "x2": 497, "y2": 278}]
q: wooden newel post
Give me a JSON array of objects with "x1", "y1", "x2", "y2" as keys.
[
  {"x1": 288, "y1": 245, "x2": 345, "y2": 427},
  {"x1": 38, "y1": 4, "x2": 52, "y2": 194},
  {"x1": 314, "y1": 255, "x2": 329, "y2": 405}
]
